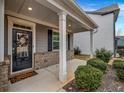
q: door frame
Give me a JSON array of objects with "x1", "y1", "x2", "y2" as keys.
[{"x1": 7, "y1": 16, "x2": 36, "y2": 75}]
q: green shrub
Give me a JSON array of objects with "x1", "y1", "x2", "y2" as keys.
[
  {"x1": 114, "y1": 60, "x2": 124, "y2": 63},
  {"x1": 75, "y1": 65, "x2": 103, "y2": 91},
  {"x1": 87, "y1": 58, "x2": 107, "y2": 73},
  {"x1": 118, "y1": 46, "x2": 124, "y2": 49},
  {"x1": 74, "y1": 47, "x2": 81, "y2": 55},
  {"x1": 113, "y1": 60, "x2": 124, "y2": 80},
  {"x1": 95, "y1": 48, "x2": 112, "y2": 63},
  {"x1": 117, "y1": 49, "x2": 124, "y2": 57},
  {"x1": 113, "y1": 61, "x2": 124, "y2": 69},
  {"x1": 117, "y1": 69, "x2": 124, "y2": 80}
]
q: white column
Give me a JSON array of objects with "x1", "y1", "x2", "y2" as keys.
[
  {"x1": 0, "y1": 0, "x2": 4, "y2": 62},
  {"x1": 58, "y1": 12, "x2": 67, "y2": 82},
  {"x1": 90, "y1": 31, "x2": 93, "y2": 58}
]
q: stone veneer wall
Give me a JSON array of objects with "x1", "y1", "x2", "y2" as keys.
[
  {"x1": 0, "y1": 60, "x2": 10, "y2": 92},
  {"x1": 34, "y1": 50, "x2": 74, "y2": 70}
]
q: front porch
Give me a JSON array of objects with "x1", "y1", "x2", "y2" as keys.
[
  {"x1": 9, "y1": 59, "x2": 87, "y2": 92},
  {"x1": 0, "y1": 0, "x2": 98, "y2": 91}
]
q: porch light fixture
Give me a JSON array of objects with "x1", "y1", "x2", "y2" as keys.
[
  {"x1": 68, "y1": 24, "x2": 71, "y2": 27},
  {"x1": 28, "y1": 7, "x2": 32, "y2": 11}
]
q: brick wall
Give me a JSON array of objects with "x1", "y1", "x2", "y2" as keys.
[
  {"x1": 34, "y1": 50, "x2": 74, "y2": 70},
  {"x1": 0, "y1": 50, "x2": 74, "y2": 91},
  {"x1": 0, "y1": 60, "x2": 10, "y2": 92}
]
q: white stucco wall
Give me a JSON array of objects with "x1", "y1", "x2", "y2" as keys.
[{"x1": 74, "y1": 13, "x2": 115, "y2": 55}]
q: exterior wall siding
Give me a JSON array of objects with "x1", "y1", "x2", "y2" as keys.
[
  {"x1": 4, "y1": 21, "x2": 74, "y2": 54},
  {"x1": 0, "y1": 60, "x2": 10, "y2": 92},
  {"x1": 3, "y1": 19, "x2": 74, "y2": 89},
  {"x1": 36, "y1": 24, "x2": 74, "y2": 52},
  {"x1": 74, "y1": 13, "x2": 114, "y2": 55},
  {"x1": 34, "y1": 24, "x2": 74, "y2": 70},
  {"x1": 36, "y1": 24, "x2": 48, "y2": 52}
]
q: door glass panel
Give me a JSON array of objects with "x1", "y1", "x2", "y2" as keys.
[{"x1": 16, "y1": 33, "x2": 29, "y2": 58}]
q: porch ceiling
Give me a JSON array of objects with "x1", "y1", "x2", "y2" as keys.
[{"x1": 5, "y1": 0, "x2": 92, "y2": 33}]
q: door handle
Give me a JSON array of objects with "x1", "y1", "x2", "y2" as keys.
[
  {"x1": 12, "y1": 48, "x2": 15, "y2": 54},
  {"x1": 12, "y1": 48, "x2": 15, "y2": 51}
]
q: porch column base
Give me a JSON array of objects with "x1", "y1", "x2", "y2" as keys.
[
  {"x1": 90, "y1": 55, "x2": 93, "y2": 59},
  {"x1": 59, "y1": 72, "x2": 67, "y2": 82},
  {"x1": 0, "y1": 59, "x2": 10, "y2": 92}
]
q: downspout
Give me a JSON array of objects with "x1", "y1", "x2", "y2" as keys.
[
  {"x1": 113, "y1": 12, "x2": 116, "y2": 57},
  {"x1": 90, "y1": 28, "x2": 98, "y2": 58}
]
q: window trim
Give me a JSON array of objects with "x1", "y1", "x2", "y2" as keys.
[{"x1": 52, "y1": 30, "x2": 70, "y2": 51}]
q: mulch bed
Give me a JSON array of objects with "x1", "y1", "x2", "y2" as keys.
[
  {"x1": 10, "y1": 71, "x2": 38, "y2": 84},
  {"x1": 63, "y1": 80, "x2": 89, "y2": 92},
  {"x1": 63, "y1": 65, "x2": 124, "y2": 92},
  {"x1": 74, "y1": 55, "x2": 90, "y2": 61}
]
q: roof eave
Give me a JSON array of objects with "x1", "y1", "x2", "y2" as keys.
[
  {"x1": 67, "y1": 0, "x2": 98, "y2": 29},
  {"x1": 86, "y1": 8, "x2": 120, "y2": 22},
  {"x1": 114, "y1": 9, "x2": 120, "y2": 22}
]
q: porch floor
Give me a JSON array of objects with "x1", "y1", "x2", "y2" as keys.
[{"x1": 8, "y1": 59, "x2": 87, "y2": 92}]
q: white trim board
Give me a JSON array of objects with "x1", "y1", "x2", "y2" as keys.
[
  {"x1": 6, "y1": 10, "x2": 58, "y2": 29},
  {"x1": 5, "y1": 10, "x2": 73, "y2": 33},
  {"x1": 7, "y1": 16, "x2": 36, "y2": 75},
  {"x1": 0, "y1": 0, "x2": 4, "y2": 62}
]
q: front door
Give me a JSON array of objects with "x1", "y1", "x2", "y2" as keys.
[{"x1": 12, "y1": 29, "x2": 32, "y2": 72}]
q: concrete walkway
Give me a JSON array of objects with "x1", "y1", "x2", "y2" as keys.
[{"x1": 9, "y1": 59, "x2": 87, "y2": 92}]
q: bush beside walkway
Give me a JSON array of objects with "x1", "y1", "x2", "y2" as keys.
[{"x1": 63, "y1": 58, "x2": 124, "y2": 92}]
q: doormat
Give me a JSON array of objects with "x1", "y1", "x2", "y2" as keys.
[{"x1": 10, "y1": 71, "x2": 38, "y2": 84}]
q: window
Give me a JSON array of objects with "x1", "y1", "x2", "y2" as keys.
[{"x1": 52, "y1": 32, "x2": 59, "y2": 50}]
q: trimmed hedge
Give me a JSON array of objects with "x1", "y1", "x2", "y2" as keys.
[
  {"x1": 113, "y1": 61, "x2": 124, "y2": 69},
  {"x1": 113, "y1": 60, "x2": 124, "y2": 80},
  {"x1": 75, "y1": 65, "x2": 103, "y2": 91},
  {"x1": 113, "y1": 60, "x2": 124, "y2": 63},
  {"x1": 87, "y1": 58, "x2": 107, "y2": 73},
  {"x1": 117, "y1": 69, "x2": 124, "y2": 80},
  {"x1": 95, "y1": 48, "x2": 112, "y2": 63}
]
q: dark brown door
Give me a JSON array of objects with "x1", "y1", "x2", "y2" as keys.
[{"x1": 12, "y1": 29, "x2": 32, "y2": 72}]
